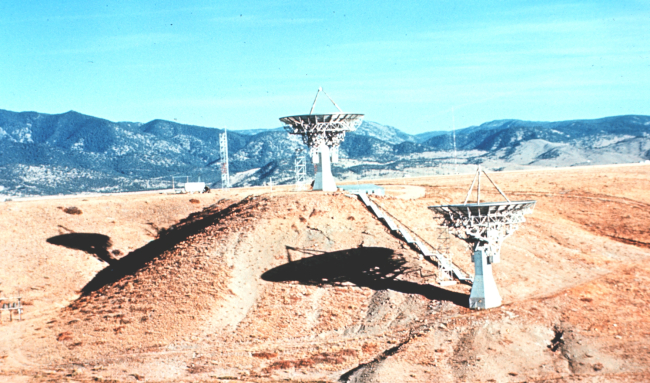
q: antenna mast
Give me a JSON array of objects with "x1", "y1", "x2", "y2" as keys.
[
  {"x1": 220, "y1": 128, "x2": 230, "y2": 189},
  {"x1": 452, "y1": 107, "x2": 458, "y2": 174}
]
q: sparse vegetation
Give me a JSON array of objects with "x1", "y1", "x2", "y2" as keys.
[
  {"x1": 62, "y1": 206, "x2": 82, "y2": 215},
  {"x1": 1, "y1": 165, "x2": 650, "y2": 382}
]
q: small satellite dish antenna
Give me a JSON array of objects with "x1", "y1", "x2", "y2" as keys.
[
  {"x1": 280, "y1": 88, "x2": 364, "y2": 191},
  {"x1": 429, "y1": 165, "x2": 536, "y2": 309}
]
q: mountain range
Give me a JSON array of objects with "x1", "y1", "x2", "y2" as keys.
[{"x1": 0, "y1": 108, "x2": 649, "y2": 197}]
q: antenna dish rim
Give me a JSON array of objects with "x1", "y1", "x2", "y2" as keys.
[
  {"x1": 279, "y1": 113, "x2": 364, "y2": 122},
  {"x1": 429, "y1": 200, "x2": 537, "y2": 216}
]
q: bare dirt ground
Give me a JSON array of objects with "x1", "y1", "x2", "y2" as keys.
[{"x1": 0, "y1": 164, "x2": 649, "y2": 382}]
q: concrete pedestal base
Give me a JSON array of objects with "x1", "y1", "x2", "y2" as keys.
[
  {"x1": 313, "y1": 145, "x2": 337, "y2": 192},
  {"x1": 469, "y1": 248, "x2": 502, "y2": 309}
]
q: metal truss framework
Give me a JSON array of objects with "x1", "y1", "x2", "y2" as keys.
[
  {"x1": 280, "y1": 113, "x2": 364, "y2": 158},
  {"x1": 294, "y1": 149, "x2": 308, "y2": 191},
  {"x1": 219, "y1": 130, "x2": 230, "y2": 189},
  {"x1": 280, "y1": 88, "x2": 363, "y2": 191},
  {"x1": 431, "y1": 201, "x2": 535, "y2": 263},
  {"x1": 432, "y1": 226, "x2": 454, "y2": 284}
]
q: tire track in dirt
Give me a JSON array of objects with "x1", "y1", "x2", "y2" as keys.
[{"x1": 509, "y1": 191, "x2": 650, "y2": 250}]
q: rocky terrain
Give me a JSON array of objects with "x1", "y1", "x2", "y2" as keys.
[
  {"x1": 1, "y1": 109, "x2": 649, "y2": 197},
  {"x1": 1, "y1": 163, "x2": 649, "y2": 382}
]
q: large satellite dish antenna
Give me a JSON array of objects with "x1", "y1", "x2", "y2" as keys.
[
  {"x1": 429, "y1": 165, "x2": 536, "y2": 309},
  {"x1": 280, "y1": 88, "x2": 364, "y2": 191}
]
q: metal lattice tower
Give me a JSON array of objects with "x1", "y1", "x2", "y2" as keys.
[
  {"x1": 429, "y1": 165, "x2": 536, "y2": 310},
  {"x1": 433, "y1": 226, "x2": 454, "y2": 285},
  {"x1": 294, "y1": 149, "x2": 308, "y2": 191},
  {"x1": 219, "y1": 129, "x2": 230, "y2": 189},
  {"x1": 280, "y1": 88, "x2": 363, "y2": 192},
  {"x1": 451, "y1": 107, "x2": 458, "y2": 174}
]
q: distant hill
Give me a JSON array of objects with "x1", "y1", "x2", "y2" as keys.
[
  {"x1": 1, "y1": 108, "x2": 649, "y2": 197},
  {"x1": 232, "y1": 127, "x2": 284, "y2": 135},
  {"x1": 353, "y1": 121, "x2": 417, "y2": 145},
  {"x1": 424, "y1": 116, "x2": 650, "y2": 152},
  {"x1": 414, "y1": 130, "x2": 448, "y2": 143}
]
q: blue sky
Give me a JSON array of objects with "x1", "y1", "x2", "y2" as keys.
[{"x1": 1, "y1": 1, "x2": 649, "y2": 134}]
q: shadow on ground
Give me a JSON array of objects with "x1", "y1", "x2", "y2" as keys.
[
  {"x1": 47, "y1": 233, "x2": 116, "y2": 265},
  {"x1": 263, "y1": 247, "x2": 469, "y2": 307},
  {"x1": 48, "y1": 197, "x2": 245, "y2": 295}
]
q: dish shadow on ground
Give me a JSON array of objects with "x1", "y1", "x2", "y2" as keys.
[
  {"x1": 263, "y1": 247, "x2": 469, "y2": 308},
  {"x1": 46, "y1": 197, "x2": 246, "y2": 295},
  {"x1": 47, "y1": 233, "x2": 117, "y2": 265}
]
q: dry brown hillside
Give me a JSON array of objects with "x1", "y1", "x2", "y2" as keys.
[{"x1": 0, "y1": 164, "x2": 649, "y2": 382}]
